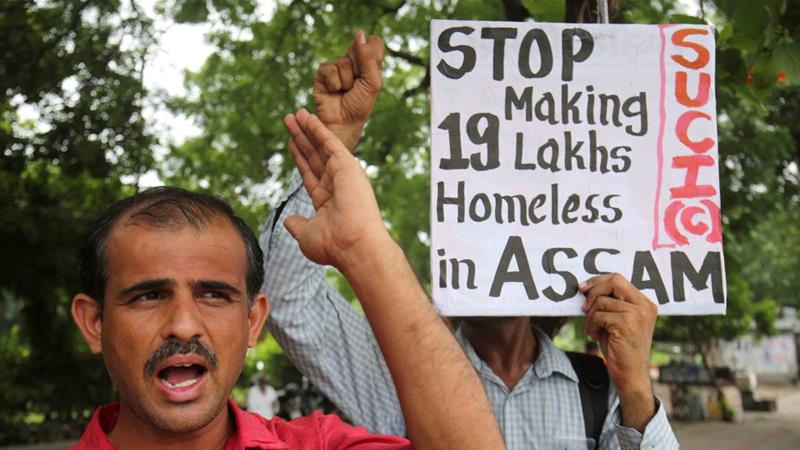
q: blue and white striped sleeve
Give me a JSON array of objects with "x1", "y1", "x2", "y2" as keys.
[
  {"x1": 260, "y1": 172, "x2": 406, "y2": 437},
  {"x1": 607, "y1": 394, "x2": 679, "y2": 450}
]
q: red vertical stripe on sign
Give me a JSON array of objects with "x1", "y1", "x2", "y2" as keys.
[{"x1": 653, "y1": 24, "x2": 675, "y2": 250}]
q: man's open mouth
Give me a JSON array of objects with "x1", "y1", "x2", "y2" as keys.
[
  {"x1": 158, "y1": 363, "x2": 208, "y2": 389},
  {"x1": 151, "y1": 354, "x2": 211, "y2": 401}
]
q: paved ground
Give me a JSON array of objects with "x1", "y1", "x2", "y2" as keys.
[
  {"x1": 6, "y1": 384, "x2": 800, "y2": 449},
  {"x1": 664, "y1": 383, "x2": 800, "y2": 450}
]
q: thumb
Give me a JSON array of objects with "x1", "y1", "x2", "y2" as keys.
[
  {"x1": 352, "y1": 30, "x2": 382, "y2": 93},
  {"x1": 366, "y1": 35, "x2": 385, "y2": 67},
  {"x1": 283, "y1": 215, "x2": 309, "y2": 242}
]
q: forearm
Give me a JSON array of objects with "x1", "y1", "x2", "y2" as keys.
[
  {"x1": 262, "y1": 175, "x2": 405, "y2": 434},
  {"x1": 616, "y1": 374, "x2": 655, "y2": 433},
  {"x1": 282, "y1": 109, "x2": 501, "y2": 447},
  {"x1": 269, "y1": 284, "x2": 406, "y2": 435},
  {"x1": 340, "y1": 236, "x2": 505, "y2": 450}
]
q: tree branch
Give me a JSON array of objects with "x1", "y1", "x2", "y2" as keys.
[
  {"x1": 33, "y1": 0, "x2": 89, "y2": 69},
  {"x1": 502, "y1": 0, "x2": 530, "y2": 21},
  {"x1": 565, "y1": 0, "x2": 619, "y2": 23},
  {"x1": 380, "y1": 0, "x2": 407, "y2": 15},
  {"x1": 386, "y1": 46, "x2": 426, "y2": 68}
]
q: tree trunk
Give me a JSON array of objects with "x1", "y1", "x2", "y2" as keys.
[
  {"x1": 566, "y1": 0, "x2": 619, "y2": 23},
  {"x1": 501, "y1": 0, "x2": 529, "y2": 21}
]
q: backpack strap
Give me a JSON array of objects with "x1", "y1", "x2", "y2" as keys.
[{"x1": 565, "y1": 351, "x2": 610, "y2": 443}]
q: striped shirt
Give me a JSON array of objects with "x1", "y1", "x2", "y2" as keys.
[{"x1": 261, "y1": 175, "x2": 679, "y2": 450}]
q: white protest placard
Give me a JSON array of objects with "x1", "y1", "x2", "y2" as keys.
[{"x1": 430, "y1": 20, "x2": 725, "y2": 316}]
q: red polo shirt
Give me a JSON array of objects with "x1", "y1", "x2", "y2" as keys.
[{"x1": 71, "y1": 400, "x2": 410, "y2": 449}]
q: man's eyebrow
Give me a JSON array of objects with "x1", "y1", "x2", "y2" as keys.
[
  {"x1": 119, "y1": 279, "x2": 174, "y2": 296},
  {"x1": 195, "y1": 280, "x2": 243, "y2": 296}
]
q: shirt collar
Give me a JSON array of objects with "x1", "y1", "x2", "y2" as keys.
[
  {"x1": 455, "y1": 326, "x2": 483, "y2": 370},
  {"x1": 71, "y1": 403, "x2": 119, "y2": 449},
  {"x1": 531, "y1": 325, "x2": 579, "y2": 383},
  {"x1": 73, "y1": 400, "x2": 287, "y2": 450},
  {"x1": 455, "y1": 324, "x2": 578, "y2": 384}
]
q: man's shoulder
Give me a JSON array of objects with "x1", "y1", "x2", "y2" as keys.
[
  {"x1": 68, "y1": 404, "x2": 118, "y2": 450},
  {"x1": 266, "y1": 412, "x2": 410, "y2": 449}
]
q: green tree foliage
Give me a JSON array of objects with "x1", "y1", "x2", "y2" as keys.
[
  {"x1": 656, "y1": 0, "x2": 799, "y2": 351},
  {"x1": 0, "y1": 0, "x2": 155, "y2": 443},
  {"x1": 733, "y1": 185, "x2": 800, "y2": 306}
]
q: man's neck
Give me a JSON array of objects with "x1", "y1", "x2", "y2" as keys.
[
  {"x1": 462, "y1": 317, "x2": 538, "y2": 390},
  {"x1": 108, "y1": 402, "x2": 233, "y2": 450}
]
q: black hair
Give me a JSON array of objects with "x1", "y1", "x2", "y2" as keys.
[{"x1": 78, "y1": 186, "x2": 263, "y2": 312}]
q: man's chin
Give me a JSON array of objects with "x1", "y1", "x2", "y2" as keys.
[{"x1": 124, "y1": 391, "x2": 227, "y2": 434}]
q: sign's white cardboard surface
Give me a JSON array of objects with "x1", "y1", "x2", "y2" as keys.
[{"x1": 429, "y1": 20, "x2": 725, "y2": 316}]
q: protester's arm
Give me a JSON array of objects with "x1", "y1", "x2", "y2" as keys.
[
  {"x1": 261, "y1": 30, "x2": 406, "y2": 435},
  {"x1": 261, "y1": 177, "x2": 405, "y2": 434},
  {"x1": 282, "y1": 110, "x2": 504, "y2": 449},
  {"x1": 581, "y1": 274, "x2": 679, "y2": 448},
  {"x1": 313, "y1": 29, "x2": 383, "y2": 153}
]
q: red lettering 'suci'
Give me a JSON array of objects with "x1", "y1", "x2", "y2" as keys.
[{"x1": 657, "y1": 27, "x2": 721, "y2": 248}]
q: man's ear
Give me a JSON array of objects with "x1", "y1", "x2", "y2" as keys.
[
  {"x1": 71, "y1": 293, "x2": 103, "y2": 354},
  {"x1": 247, "y1": 293, "x2": 269, "y2": 347}
]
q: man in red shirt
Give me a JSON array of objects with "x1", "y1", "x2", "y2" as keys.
[{"x1": 68, "y1": 31, "x2": 505, "y2": 450}]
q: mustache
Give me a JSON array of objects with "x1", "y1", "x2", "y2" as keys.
[{"x1": 144, "y1": 338, "x2": 218, "y2": 377}]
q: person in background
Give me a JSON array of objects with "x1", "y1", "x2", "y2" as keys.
[
  {"x1": 276, "y1": 383, "x2": 302, "y2": 420},
  {"x1": 262, "y1": 32, "x2": 679, "y2": 450},
  {"x1": 247, "y1": 373, "x2": 279, "y2": 419}
]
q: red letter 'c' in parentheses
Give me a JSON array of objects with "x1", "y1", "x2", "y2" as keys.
[{"x1": 680, "y1": 205, "x2": 709, "y2": 235}]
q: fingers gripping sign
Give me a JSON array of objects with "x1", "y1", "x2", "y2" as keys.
[
  {"x1": 282, "y1": 110, "x2": 388, "y2": 271},
  {"x1": 580, "y1": 273, "x2": 656, "y2": 384},
  {"x1": 579, "y1": 273, "x2": 658, "y2": 431},
  {"x1": 314, "y1": 29, "x2": 385, "y2": 152}
]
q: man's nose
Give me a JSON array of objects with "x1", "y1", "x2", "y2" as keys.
[{"x1": 161, "y1": 290, "x2": 204, "y2": 342}]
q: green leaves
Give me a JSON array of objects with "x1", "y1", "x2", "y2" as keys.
[
  {"x1": 172, "y1": 0, "x2": 209, "y2": 24},
  {"x1": 668, "y1": 13, "x2": 707, "y2": 25},
  {"x1": 160, "y1": 0, "x2": 259, "y2": 25},
  {"x1": 729, "y1": 0, "x2": 774, "y2": 54},
  {"x1": 773, "y1": 43, "x2": 800, "y2": 84},
  {"x1": 0, "y1": 0, "x2": 154, "y2": 441},
  {"x1": 452, "y1": 0, "x2": 506, "y2": 20},
  {"x1": 522, "y1": 0, "x2": 566, "y2": 22}
]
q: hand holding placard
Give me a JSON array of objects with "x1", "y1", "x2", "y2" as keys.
[{"x1": 581, "y1": 274, "x2": 658, "y2": 432}]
